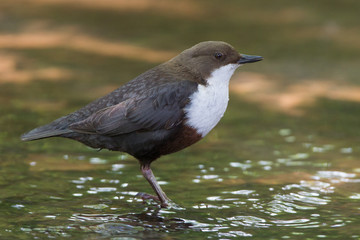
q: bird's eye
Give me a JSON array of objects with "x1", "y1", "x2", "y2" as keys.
[{"x1": 214, "y1": 52, "x2": 223, "y2": 60}]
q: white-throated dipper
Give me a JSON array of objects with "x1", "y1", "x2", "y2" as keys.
[{"x1": 21, "y1": 41, "x2": 263, "y2": 207}]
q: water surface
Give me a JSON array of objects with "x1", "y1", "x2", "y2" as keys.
[{"x1": 1, "y1": 0, "x2": 360, "y2": 239}]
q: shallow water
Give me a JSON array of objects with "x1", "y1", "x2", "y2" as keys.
[
  {"x1": 1, "y1": 0, "x2": 360, "y2": 239},
  {"x1": 1, "y1": 97, "x2": 360, "y2": 239}
]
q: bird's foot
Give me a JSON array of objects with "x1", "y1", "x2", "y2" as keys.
[
  {"x1": 136, "y1": 192, "x2": 160, "y2": 202},
  {"x1": 136, "y1": 192, "x2": 168, "y2": 207},
  {"x1": 135, "y1": 192, "x2": 184, "y2": 209}
]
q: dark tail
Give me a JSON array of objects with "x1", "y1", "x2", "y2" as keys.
[
  {"x1": 21, "y1": 127, "x2": 73, "y2": 141},
  {"x1": 21, "y1": 116, "x2": 73, "y2": 141}
]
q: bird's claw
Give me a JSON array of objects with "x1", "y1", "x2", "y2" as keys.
[{"x1": 135, "y1": 192, "x2": 169, "y2": 207}]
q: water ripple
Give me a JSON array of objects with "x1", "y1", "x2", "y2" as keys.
[
  {"x1": 271, "y1": 218, "x2": 319, "y2": 228},
  {"x1": 275, "y1": 192, "x2": 329, "y2": 205},
  {"x1": 226, "y1": 215, "x2": 270, "y2": 228}
]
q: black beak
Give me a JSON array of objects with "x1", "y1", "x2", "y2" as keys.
[{"x1": 237, "y1": 54, "x2": 263, "y2": 64}]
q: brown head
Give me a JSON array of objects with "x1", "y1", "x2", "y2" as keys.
[{"x1": 169, "y1": 41, "x2": 263, "y2": 83}]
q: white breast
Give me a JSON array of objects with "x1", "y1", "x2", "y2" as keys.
[{"x1": 184, "y1": 64, "x2": 239, "y2": 137}]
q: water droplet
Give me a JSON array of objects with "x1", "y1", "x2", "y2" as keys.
[
  {"x1": 193, "y1": 203, "x2": 230, "y2": 209},
  {"x1": 312, "y1": 146, "x2": 325, "y2": 153},
  {"x1": 83, "y1": 204, "x2": 109, "y2": 209},
  {"x1": 279, "y1": 129, "x2": 292, "y2": 136},
  {"x1": 20, "y1": 227, "x2": 32, "y2": 232},
  {"x1": 317, "y1": 171, "x2": 356, "y2": 179},
  {"x1": 158, "y1": 181, "x2": 168, "y2": 185},
  {"x1": 117, "y1": 154, "x2": 128, "y2": 160},
  {"x1": 112, "y1": 164, "x2": 125, "y2": 171},
  {"x1": 72, "y1": 176, "x2": 93, "y2": 184},
  {"x1": 89, "y1": 187, "x2": 117, "y2": 192},
  {"x1": 202, "y1": 175, "x2": 219, "y2": 180},
  {"x1": 225, "y1": 190, "x2": 255, "y2": 195},
  {"x1": 285, "y1": 136, "x2": 296, "y2": 143},
  {"x1": 12, "y1": 204, "x2": 25, "y2": 209},
  {"x1": 100, "y1": 179, "x2": 120, "y2": 184},
  {"x1": 317, "y1": 235, "x2": 327, "y2": 238},
  {"x1": 258, "y1": 160, "x2": 273, "y2": 166},
  {"x1": 289, "y1": 153, "x2": 309, "y2": 160},
  {"x1": 207, "y1": 196, "x2": 222, "y2": 201},
  {"x1": 263, "y1": 166, "x2": 272, "y2": 171},
  {"x1": 340, "y1": 147, "x2": 353, "y2": 154},
  {"x1": 229, "y1": 162, "x2": 252, "y2": 170},
  {"x1": 90, "y1": 157, "x2": 107, "y2": 164},
  {"x1": 120, "y1": 191, "x2": 138, "y2": 196},
  {"x1": 349, "y1": 193, "x2": 360, "y2": 199},
  {"x1": 218, "y1": 230, "x2": 252, "y2": 237}
]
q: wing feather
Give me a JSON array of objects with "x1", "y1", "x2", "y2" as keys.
[{"x1": 69, "y1": 81, "x2": 197, "y2": 136}]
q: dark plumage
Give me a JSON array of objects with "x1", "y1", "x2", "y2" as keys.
[{"x1": 21, "y1": 41, "x2": 263, "y2": 207}]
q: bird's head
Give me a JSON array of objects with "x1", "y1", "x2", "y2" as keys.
[{"x1": 172, "y1": 41, "x2": 263, "y2": 84}]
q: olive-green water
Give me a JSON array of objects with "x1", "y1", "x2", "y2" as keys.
[{"x1": 1, "y1": 1, "x2": 360, "y2": 239}]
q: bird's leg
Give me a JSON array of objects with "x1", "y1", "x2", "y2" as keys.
[{"x1": 140, "y1": 164, "x2": 170, "y2": 208}]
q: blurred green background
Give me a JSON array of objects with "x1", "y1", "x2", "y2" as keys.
[{"x1": 0, "y1": 0, "x2": 359, "y2": 239}]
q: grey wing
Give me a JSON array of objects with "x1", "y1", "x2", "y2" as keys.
[{"x1": 69, "y1": 81, "x2": 198, "y2": 136}]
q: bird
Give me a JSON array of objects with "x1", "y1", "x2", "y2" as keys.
[{"x1": 21, "y1": 41, "x2": 263, "y2": 208}]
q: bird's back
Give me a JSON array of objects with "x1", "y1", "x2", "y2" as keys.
[
  {"x1": 21, "y1": 63, "x2": 199, "y2": 155},
  {"x1": 21, "y1": 65, "x2": 167, "y2": 141}
]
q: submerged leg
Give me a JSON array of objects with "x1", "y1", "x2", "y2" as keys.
[{"x1": 140, "y1": 164, "x2": 170, "y2": 208}]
